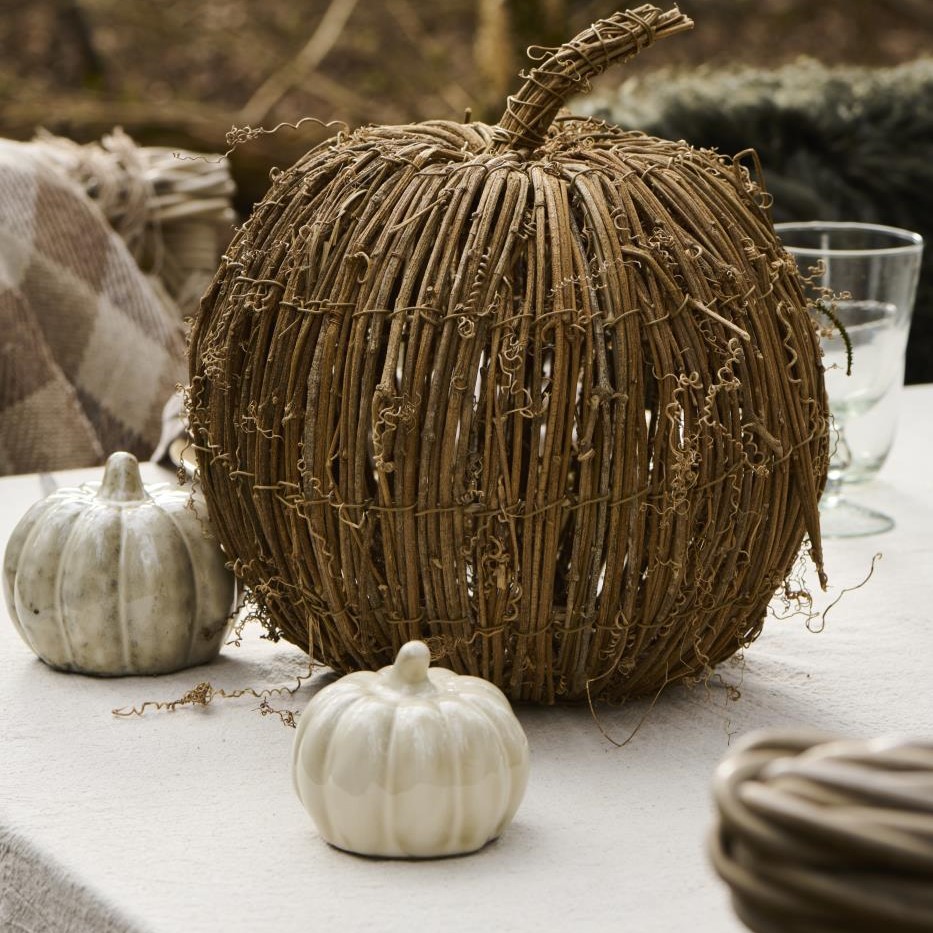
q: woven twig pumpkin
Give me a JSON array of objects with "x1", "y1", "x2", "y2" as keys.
[{"x1": 188, "y1": 5, "x2": 829, "y2": 704}]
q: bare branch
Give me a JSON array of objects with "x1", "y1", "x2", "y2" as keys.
[{"x1": 240, "y1": 0, "x2": 361, "y2": 126}]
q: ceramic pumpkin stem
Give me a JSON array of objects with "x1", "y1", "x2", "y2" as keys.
[
  {"x1": 390, "y1": 640, "x2": 436, "y2": 691},
  {"x1": 491, "y1": 4, "x2": 693, "y2": 155},
  {"x1": 392, "y1": 641, "x2": 431, "y2": 687},
  {"x1": 97, "y1": 451, "x2": 149, "y2": 503}
]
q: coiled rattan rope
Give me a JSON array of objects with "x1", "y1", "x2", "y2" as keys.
[{"x1": 710, "y1": 730, "x2": 933, "y2": 933}]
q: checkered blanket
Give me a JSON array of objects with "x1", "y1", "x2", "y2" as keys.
[{"x1": 0, "y1": 139, "x2": 186, "y2": 475}]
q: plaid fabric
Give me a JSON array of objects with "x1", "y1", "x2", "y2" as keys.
[{"x1": 0, "y1": 139, "x2": 186, "y2": 475}]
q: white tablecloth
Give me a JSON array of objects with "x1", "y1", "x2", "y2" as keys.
[{"x1": 1, "y1": 388, "x2": 932, "y2": 933}]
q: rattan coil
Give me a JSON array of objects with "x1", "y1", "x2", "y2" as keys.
[{"x1": 710, "y1": 730, "x2": 933, "y2": 933}]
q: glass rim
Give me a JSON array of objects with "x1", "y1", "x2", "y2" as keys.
[{"x1": 774, "y1": 221, "x2": 923, "y2": 257}]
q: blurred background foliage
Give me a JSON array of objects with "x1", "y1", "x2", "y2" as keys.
[{"x1": 3, "y1": 0, "x2": 931, "y2": 214}]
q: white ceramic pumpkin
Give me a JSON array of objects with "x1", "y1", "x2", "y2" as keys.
[
  {"x1": 292, "y1": 640, "x2": 530, "y2": 858},
  {"x1": 2, "y1": 451, "x2": 236, "y2": 675}
]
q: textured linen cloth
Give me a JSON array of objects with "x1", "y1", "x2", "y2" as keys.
[
  {"x1": 0, "y1": 138, "x2": 186, "y2": 475},
  {"x1": 0, "y1": 823, "x2": 136, "y2": 933},
  {"x1": 0, "y1": 401, "x2": 931, "y2": 933}
]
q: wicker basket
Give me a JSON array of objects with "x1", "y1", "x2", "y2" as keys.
[
  {"x1": 188, "y1": 5, "x2": 829, "y2": 703},
  {"x1": 710, "y1": 730, "x2": 933, "y2": 932}
]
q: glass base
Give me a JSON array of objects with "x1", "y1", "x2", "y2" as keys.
[{"x1": 819, "y1": 495, "x2": 895, "y2": 538}]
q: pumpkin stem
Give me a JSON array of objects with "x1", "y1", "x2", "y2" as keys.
[
  {"x1": 491, "y1": 4, "x2": 693, "y2": 155},
  {"x1": 98, "y1": 451, "x2": 150, "y2": 503},
  {"x1": 391, "y1": 640, "x2": 432, "y2": 686}
]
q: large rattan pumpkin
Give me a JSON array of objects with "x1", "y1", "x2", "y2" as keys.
[{"x1": 188, "y1": 5, "x2": 829, "y2": 704}]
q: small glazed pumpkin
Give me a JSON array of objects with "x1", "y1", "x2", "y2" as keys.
[
  {"x1": 293, "y1": 640, "x2": 530, "y2": 858},
  {"x1": 3, "y1": 451, "x2": 236, "y2": 676}
]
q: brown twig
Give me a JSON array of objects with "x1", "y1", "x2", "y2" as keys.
[{"x1": 112, "y1": 670, "x2": 314, "y2": 724}]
